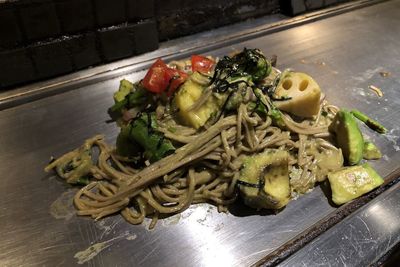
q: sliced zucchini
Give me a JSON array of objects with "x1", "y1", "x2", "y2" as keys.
[
  {"x1": 329, "y1": 110, "x2": 364, "y2": 165},
  {"x1": 175, "y1": 72, "x2": 222, "y2": 129},
  {"x1": 114, "y1": 79, "x2": 134, "y2": 102},
  {"x1": 328, "y1": 163, "x2": 384, "y2": 205},
  {"x1": 363, "y1": 141, "x2": 382, "y2": 160},
  {"x1": 238, "y1": 149, "x2": 291, "y2": 210}
]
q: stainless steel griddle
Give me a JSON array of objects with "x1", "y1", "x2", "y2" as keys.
[{"x1": 1, "y1": 1, "x2": 399, "y2": 266}]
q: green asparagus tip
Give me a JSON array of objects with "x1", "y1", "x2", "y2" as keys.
[{"x1": 350, "y1": 109, "x2": 387, "y2": 134}]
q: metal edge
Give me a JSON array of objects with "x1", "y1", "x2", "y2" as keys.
[
  {"x1": 0, "y1": 0, "x2": 388, "y2": 111},
  {"x1": 371, "y1": 239, "x2": 400, "y2": 267},
  {"x1": 254, "y1": 168, "x2": 400, "y2": 267}
]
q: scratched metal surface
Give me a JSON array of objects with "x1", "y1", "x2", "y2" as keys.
[
  {"x1": 279, "y1": 181, "x2": 400, "y2": 267},
  {"x1": 1, "y1": 1, "x2": 400, "y2": 266}
]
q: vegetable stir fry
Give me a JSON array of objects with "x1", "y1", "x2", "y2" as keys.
[{"x1": 45, "y1": 48, "x2": 387, "y2": 228}]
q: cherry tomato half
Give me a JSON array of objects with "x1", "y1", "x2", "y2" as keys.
[
  {"x1": 191, "y1": 55, "x2": 215, "y2": 73},
  {"x1": 142, "y1": 58, "x2": 189, "y2": 95},
  {"x1": 142, "y1": 59, "x2": 171, "y2": 93},
  {"x1": 167, "y1": 69, "x2": 188, "y2": 96}
]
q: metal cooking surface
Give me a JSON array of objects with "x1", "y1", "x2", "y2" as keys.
[
  {"x1": 1, "y1": 1, "x2": 400, "y2": 266},
  {"x1": 279, "y1": 181, "x2": 400, "y2": 267}
]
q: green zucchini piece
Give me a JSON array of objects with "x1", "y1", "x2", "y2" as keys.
[
  {"x1": 363, "y1": 141, "x2": 382, "y2": 160},
  {"x1": 238, "y1": 149, "x2": 290, "y2": 210},
  {"x1": 114, "y1": 79, "x2": 134, "y2": 102},
  {"x1": 329, "y1": 110, "x2": 364, "y2": 165},
  {"x1": 328, "y1": 163, "x2": 384, "y2": 205}
]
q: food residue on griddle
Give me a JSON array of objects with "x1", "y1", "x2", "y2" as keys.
[
  {"x1": 74, "y1": 232, "x2": 137, "y2": 264},
  {"x1": 49, "y1": 190, "x2": 77, "y2": 220},
  {"x1": 369, "y1": 85, "x2": 383, "y2": 97},
  {"x1": 74, "y1": 241, "x2": 111, "y2": 264},
  {"x1": 379, "y1": 71, "x2": 391, "y2": 78}
]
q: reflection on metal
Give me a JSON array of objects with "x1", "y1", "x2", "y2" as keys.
[
  {"x1": 185, "y1": 208, "x2": 234, "y2": 267},
  {"x1": 279, "y1": 182, "x2": 400, "y2": 267},
  {"x1": 368, "y1": 202, "x2": 399, "y2": 233},
  {"x1": 257, "y1": 171, "x2": 400, "y2": 266}
]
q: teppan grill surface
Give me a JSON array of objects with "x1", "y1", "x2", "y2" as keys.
[{"x1": 0, "y1": 1, "x2": 399, "y2": 266}]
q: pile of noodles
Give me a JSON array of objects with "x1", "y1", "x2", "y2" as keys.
[{"x1": 45, "y1": 62, "x2": 342, "y2": 229}]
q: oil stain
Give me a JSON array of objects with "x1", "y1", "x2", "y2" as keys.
[
  {"x1": 74, "y1": 231, "x2": 137, "y2": 264},
  {"x1": 49, "y1": 190, "x2": 77, "y2": 220}
]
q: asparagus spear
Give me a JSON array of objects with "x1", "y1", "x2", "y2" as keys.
[{"x1": 350, "y1": 109, "x2": 387, "y2": 134}]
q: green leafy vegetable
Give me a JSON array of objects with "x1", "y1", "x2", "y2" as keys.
[
  {"x1": 109, "y1": 82, "x2": 150, "y2": 118},
  {"x1": 232, "y1": 48, "x2": 271, "y2": 82},
  {"x1": 116, "y1": 125, "x2": 141, "y2": 157},
  {"x1": 248, "y1": 101, "x2": 268, "y2": 116},
  {"x1": 127, "y1": 87, "x2": 148, "y2": 106},
  {"x1": 110, "y1": 98, "x2": 128, "y2": 113},
  {"x1": 253, "y1": 88, "x2": 285, "y2": 128},
  {"x1": 129, "y1": 113, "x2": 175, "y2": 162},
  {"x1": 76, "y1": 176, "x2": 90, "y2": 186},
  {"x1": 269, "y1": 108, "x2": 286, "y2": 128},
  {"x1": 210, "y1": 48, "x2": 271, "y2": 93}
]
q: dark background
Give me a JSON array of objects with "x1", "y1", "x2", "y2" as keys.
[{"x1": 0, "y1": 0, "x2": 350, "y2": 89}]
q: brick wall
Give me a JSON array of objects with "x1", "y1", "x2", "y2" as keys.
[
  {"x1": 0, "y1": 0, "x2": 352, "y2": 89},
  {"x1": 155, "y1": 0, "x2": 280, "y2": 41},
  {"x1": 0, "y1": 0, "x2": 158, "y2": 89},
  {"x1": 280, "y1": 0, "x2": 352, "y2": 16}
]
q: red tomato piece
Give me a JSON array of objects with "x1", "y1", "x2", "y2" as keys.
[
  {"x1": 142, "y1": 59, "x2": 171, "y2": 93},
  {"x1": 167, "y1": 69, "x2": 188, "y2": 96},
  {"x1": 142, "y1": 58, "x2": 189, "y2": 95},
  {"x1": 191, "y1": 55, "x2": 214, "y2": 73}
]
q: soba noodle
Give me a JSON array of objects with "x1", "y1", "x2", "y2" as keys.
[{"x1": 45, "y1": 96, "x2": 340, "y2": 228}]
